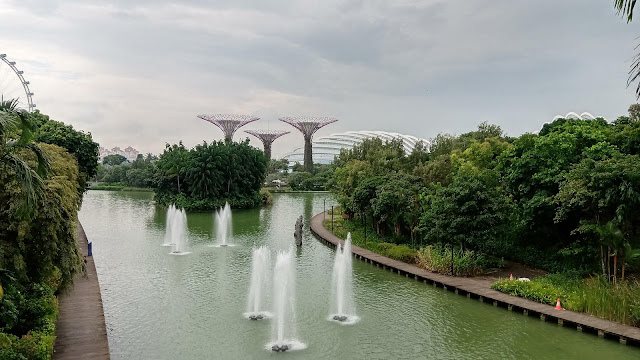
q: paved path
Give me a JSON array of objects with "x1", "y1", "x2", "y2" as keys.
[
  {"x1": 53, "y1": 223, "x2": 110, "y2": 360},
  {"x1": 310, "y1": 211, "x2": 640, "y2": 347}
]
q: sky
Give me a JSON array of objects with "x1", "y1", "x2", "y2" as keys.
[{"x1": 1, "y1": 0, "x2": 639, "y2": 157}]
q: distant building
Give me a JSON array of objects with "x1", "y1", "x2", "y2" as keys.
[
  {"x1": 99, "y1": 146, "x2": 140, "y2": 162},
  {"x1": 552, "y1": 112, "x2": 603, "y2": 121},
  {"x1": 282, "y1": 130, "x2": 429, "y2": 167}
]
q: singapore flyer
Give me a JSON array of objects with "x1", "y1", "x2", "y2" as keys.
[{"x1": 0, "y1": 51, "x2": 35, "y2": 111}]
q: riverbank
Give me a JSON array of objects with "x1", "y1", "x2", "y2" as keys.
[
  {"x1": 310, "y1": 210, "x2": 640, "y2": 347},
  {"x1": 53, "y1": 223, "x2": 110, "y2": 360},
  {"x1": 88, "y1": 185, "x2": 153, "y2": 192}
]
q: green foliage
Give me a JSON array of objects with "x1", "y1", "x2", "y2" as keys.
[
  {"x1": 375, "y1": 243, "x2": 417, "y2": 263},
  {"x1": 0, "y1": 143, "x2": 82, "y2": 290},
  {"x1": 102, "y1": 154, "x2": 127, "y2": 166},
  {"x1": 260, "y1": 189, "x2": 273, "y2": 205},
  {"x1": 31, "y1": 111, "x2": 99, "y2": 194},
  {"x1": 267, "y1": 159, "x2": 288, "y2": 174},
  {"x1": 492, "y1": 275, "x2": 640, "y2": 327},
  {"x1": 491, "y1": 277, "x2": 572, "y2": 306},
  {"x1": 418, "y1": 166, "x2": 513, "y2": 253},
  {"x1": 0, "y1": 106, "x2": 49, "y2": 219},
  {"x1": 416, "y1": 245, "x2": 499, "y2": 276},
  {"x1": 154, "y1": 139, "x2": 267, "y2": 210}
]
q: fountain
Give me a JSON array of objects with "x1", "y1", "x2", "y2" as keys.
[
  {"x1": 213, "y1": 202, "x2": 233, "y2": 247},
  {"x1": 168, "y1": 207, "x2": 190, "y2": 255},
  {"x1": 162, "y1": 204, "x2": 177, "y2": 247},
  {"x1": 245, "y1": 246, "x2": 272, "y2": 320},
  {"x1": 267, "y1": 249, "x2": 305, "y2": 352},
  {"x1": 329, "y1": 233, "x2": 357, "y2": 324}
]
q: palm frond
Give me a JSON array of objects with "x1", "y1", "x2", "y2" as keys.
[
  {"x1": 15, "y1": 110, "x2": 36, "y2": 146},
  {"x1": 7, "y1": 153, "x2": 44, "y2": 218},
  {"x1": 24, "y1": 143, "x2": 51, "y2": 177},
  {"x1": 0, "y1": 110, "x2": 19, "y2": 140},
  {"x1": 0, "y1": 95, "x2": 19, "y2": 112},
  {"x1": 629, "y1": 43, "x2": 640, "y2": 99},
  {"x1": 615, "y1": 0, "x2": 637, "y2": 22}
]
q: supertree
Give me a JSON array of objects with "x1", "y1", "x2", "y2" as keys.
[
  {"x1": 244, "y1": 130, "x2": 290, "y2": 160},
  {"x1": 279, "y1": 116, "x2": 338, "y2": 172},
  {"x1": 197, "y1": 114, "x2": 259, "y2": 142}
]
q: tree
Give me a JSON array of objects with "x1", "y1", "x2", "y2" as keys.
[
  {"x1": 418, "y1": 165, "x2": 512, "y2": 253},
  {"x1": 555, "y1": 154, "x2": 640, "y2": 280},
  {"x1": 629, "y1": 103, "x2": 640, "y2": 121},
  {"x1": 371, "y1": 173, "x2": 421, "y2": 237},
  {"x1": 32, "y1": 112, "x2": 99, "y2": 194},
  {"x1": 0, "y1": 143, "x2": 82, "y2": 289},
  {"x1": 102, "y1": 154, "x2": 128, "y2": 166},
  {"x1": 0, "y1": 98, "x2": 49, "y2": 218},
  {"x1": 155, "y1": 139, "x2": 266, "y2": 210}
]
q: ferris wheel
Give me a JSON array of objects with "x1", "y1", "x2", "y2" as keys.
[{"x1": 0, "y1": 52, "x2": 35, "y2": 112}]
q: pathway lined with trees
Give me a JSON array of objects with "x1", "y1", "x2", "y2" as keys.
[
  {"x1": 310, "y1": 210, "x2": 640, "y2": 346},
  {"x1": 53, "y1": 224, "x2": 110, "y2": 360}
]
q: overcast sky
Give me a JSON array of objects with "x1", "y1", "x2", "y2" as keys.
[{"x1": 1, "y1": 0, "x2": 639, "y2": 156}]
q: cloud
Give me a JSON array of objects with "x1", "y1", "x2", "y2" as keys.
[{"x1": 0, "y1": 0, "x2": 638, "y2": 157}]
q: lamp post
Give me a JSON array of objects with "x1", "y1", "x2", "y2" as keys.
[
  {"x1": 451, "y1": 241, "x2": 454, "y2": 276},
  {"x1": 331, "y1": 206, "x2": 334, "y2": 233},
  {"x1": 323, "y1": 198, "x2": 326, "y2": 220},
  {"x1": 364, "y1": 213, "x2": 367, "y2": 249}
]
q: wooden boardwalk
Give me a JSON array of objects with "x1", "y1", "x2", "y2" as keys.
[
  {"x1": 53, "y1": 223, "x2": 110, "y2": 360},
  {"x1": 310, "y1": 211, "x2": 640, "y2": 347}
]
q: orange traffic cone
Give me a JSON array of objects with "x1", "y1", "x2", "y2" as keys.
[
  {"x1": 509, "y1": 273, "x2": 513, "y2": 281},
  {"x1": 555, "y1": 298, "x2": 562, "y2": 310}
]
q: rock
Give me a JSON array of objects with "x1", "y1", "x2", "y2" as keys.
[{"x1": 294, "y1": 215, "x2": 303, "y2": 246}]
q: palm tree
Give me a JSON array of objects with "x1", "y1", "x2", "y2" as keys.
[
  {"x1": 614, "y1": 1, "x2": 640, "y2": 98},
  {"x1": 0, "y1": 96, "x2": 49, "y2": 218}
]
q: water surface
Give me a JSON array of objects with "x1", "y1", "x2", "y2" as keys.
[{"x1": 79, "y1": 191, "x2": 639, "y2": 359}]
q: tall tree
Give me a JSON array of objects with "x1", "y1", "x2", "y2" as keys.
[{"x1": 0, "y1": 98, "x2": 49, "y2": 218}]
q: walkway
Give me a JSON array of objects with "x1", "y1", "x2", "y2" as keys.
[
  {"x1": 53, "y1": 223, "x2": 110, "y2": 360},
  {"x1": 310, "y1": 211, "x2": 640, "y2": 347}
]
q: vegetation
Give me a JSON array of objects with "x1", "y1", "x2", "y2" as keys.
[
  {"x1": 492, "y1": 275, "x2": 640, "y2": 327},
  {"x1": 93, "y1": 153, "x2": 157, "y2": 189},
  {"x1": 322, "y1": 112, "x2": 640, "y2": 326},
  {"x1": 0, "y1": 103, "x2": 86, "y2": 359},
  {"x1": 329, "y1": 117, "x2": 640, "y2": 279},
  {"x1": 30, "y1": 111, "x2": 99, "y2": 195},
  {"x1": 154, "y1": 140, "x2": 267, "y2": 211},
  {"x1": 416, "y1": 245, "x2": 502, "y2": 277}
]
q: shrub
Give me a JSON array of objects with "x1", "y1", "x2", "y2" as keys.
[
  {"x1": 492, "y1": 275, "x2": 640, "y2": 327},
  {"x1": 375, "y1": 243, "x2": 418, "y2": 263},
  {"x1": 260, "y1": 189, "x2": 273, "y2": 205},
  {"x1": 417, "y1": 245, "x2": 495, "y2": 276}
]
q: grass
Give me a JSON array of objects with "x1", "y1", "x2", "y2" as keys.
[
  {"x1": 88, "y1": 184, "x2": 153, "y2": 192},
  {"x1": 492, "y1": 275, "x2": 640, "y2": 327},
  {"x1": 416, "y1": 245, "x2": 502, "y2": 276},
  {"x1": 323, "y1": 215, "x2": 418, "y2": 264}
]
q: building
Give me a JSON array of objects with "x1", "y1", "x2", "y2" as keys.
[
  {"x1": 282, "y1": 130, "x2": 429, "y2": 166},
  {"x1": 99, "y1": 146, "x2": 140, "y2": 162}
]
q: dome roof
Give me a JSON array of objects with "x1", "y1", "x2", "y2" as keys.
[{"x1": 283, "y1": 130, "x2": 429, "y2": 165}]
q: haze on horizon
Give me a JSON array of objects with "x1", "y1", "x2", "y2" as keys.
[{"x1": 1, "y1": 0, "x2": 638, "y2": 157}]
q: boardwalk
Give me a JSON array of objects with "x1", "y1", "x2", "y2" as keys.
[
  {"x1": 53, "y1": 223, "x2": 110, "y2": 360},
  {"x1": 310, "y1": 211, "x2": 640, "y2": 347}
]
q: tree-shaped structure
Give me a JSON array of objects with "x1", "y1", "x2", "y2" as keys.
[
  {"x1": 197, "y1": 114, "x2": 259, "y2": 142},
  {"x1": 245, "y1": 130, "x2": 290, "y2": 160},
  {"x1": 279, "y1": 117, "x2": 338, "y2": 172}
]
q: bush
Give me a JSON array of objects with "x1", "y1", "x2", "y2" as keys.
[
  {"x1": 417, "y1": 245, "x2": 497, "y2": 276},
  {"x1": 260, "y1": 189, "x2": 273, "y2": 205},
  {"x1": 492, "y1": 275, "x2": 640, "y2": 327},
  {"x1": 374, "y1": 243, "x2": 417, "y2": 263},
  {"x1": 491, "y1": 277, "x2": 571, "y2": 305}
]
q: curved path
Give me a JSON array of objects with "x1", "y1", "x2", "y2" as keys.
[
  {"x1": 53, "y1": 223, "x2": 110, "y2": 360},
  {"x1": 310, "y1": 210, "x2": 640, "y2": 347}
]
